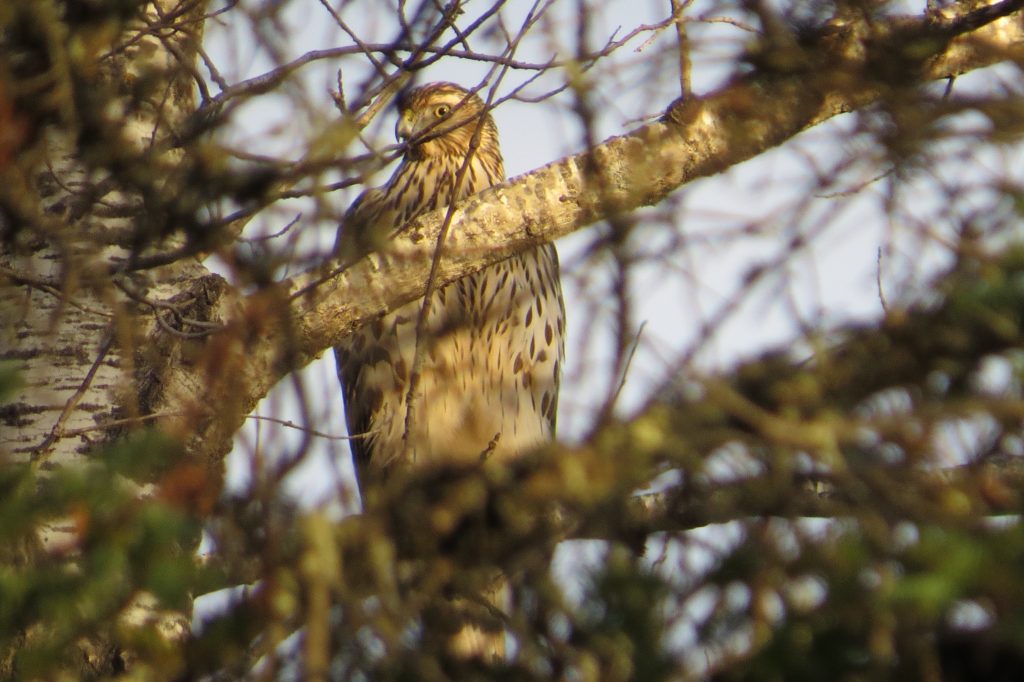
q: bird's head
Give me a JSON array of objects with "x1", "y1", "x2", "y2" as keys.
[{"x1": 394, "y1": 82, "x2": 500, "y2": 159}]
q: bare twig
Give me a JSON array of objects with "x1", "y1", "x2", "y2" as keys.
[
  {"x1": 670, "y1": 0, "x2": 692, "y2": 98},
  {"x1": 114, "y1": 279, "x2": 223, "y2": 339},
  {"x1": 246, "y1": 414, "x2": 363, "y2": 441},
  {"x1": 34, "y1": 331, "x2": 114, "y2": 461},
  {"x1": 609, "y1": 321, "x2": 647, "y2": 409}
]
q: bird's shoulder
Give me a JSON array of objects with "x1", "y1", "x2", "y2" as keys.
[{"x1": 335, "y1": 183, "x2": 394, "y2": 260}]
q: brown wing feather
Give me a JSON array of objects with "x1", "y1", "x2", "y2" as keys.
[
  {"x1": 334, "y1": 341, "x2": 375, "y2": 486},
  {"x1": 334, "y1": 183, "x2": 393, "y2": 486},
  {"x1": 334, "y1": 185, "x2": 384, "y2": 262}
]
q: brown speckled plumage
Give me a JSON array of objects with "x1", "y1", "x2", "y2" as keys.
[{"x1": 334, "y1": 82, "x2": 565, "y2": 491}]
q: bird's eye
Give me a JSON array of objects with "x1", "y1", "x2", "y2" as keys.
[{"x1": 434, "y1": 104, "x2": 450, "y2": 118}]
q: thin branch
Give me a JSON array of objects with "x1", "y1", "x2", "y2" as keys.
[
  {"x1": 152, "y1": 1, "x2": 1024, "y2": 465},
  {"x1": 0, "y1": 266, "x2": 114, "y2": 318},
  {"x1": 58, "y1": 411, "x2": 184, "y2": 438},
  {"x1": 34, "y1": 331, "x2": 114, "y2": 461},
  {"x1": 942, "y1": 0, "x2": 1024, "y2": 37},
  {"x1": 245, "y1": 414, "x2": 361, "y2": 442},
  {"x1": 115, "y1": 279, "x2": 224, "y2": 339},
  {"x1": 670, "y1": 0, "x2": 692, "y2": 98},
  {"x1": 609, "y1": 321, "x2": 647, "y2": 409}
]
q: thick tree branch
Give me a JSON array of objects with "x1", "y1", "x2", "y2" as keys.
[{"x1": 152, "y1": 3, "x2": 1024, "y2": 465}]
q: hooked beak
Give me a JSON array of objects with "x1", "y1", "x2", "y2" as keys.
[{"x1": 395, "y1": 110, "x2": 415, "y2": 142}]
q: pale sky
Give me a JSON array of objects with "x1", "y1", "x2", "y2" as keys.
[
  {"x1": 201, "y1": 0, "x2": 1021, "y2": 501},
  {"x1": 195, "y1": 0, "x2": 1024, "y2": 654}
]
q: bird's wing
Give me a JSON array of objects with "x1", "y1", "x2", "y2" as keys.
[
  {"x1": 334, "y1": 339, "x2": 379, "y2": 484},
  {"x1": 333, "y1": 183, "x2": 395, "y2": 483},
  {"x1": 334, "y1": 185, "x2": 388, "y2": 262}
]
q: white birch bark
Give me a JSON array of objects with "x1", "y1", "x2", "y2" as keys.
[
  {"x1": 0, "y1": 0, "x2": 1021, "y2": 673},
  {"x1": 0, "y1": 1, "x2": 206, "y2": 672}
]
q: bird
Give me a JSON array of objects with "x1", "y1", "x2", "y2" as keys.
[
  {"x1": 333, "y1": 81, "x2": 565, "y2": 659},
  {"x1": 334, "y1": 82, "x2": 564, "y2": 485}
]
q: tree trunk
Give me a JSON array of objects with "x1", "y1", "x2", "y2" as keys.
[
  {"x1": 2, "y1": 0, "x2": 1023, "y2": 676},
  {"x1": 0, "y1": 1, "x2": 206, "y2": 675}
]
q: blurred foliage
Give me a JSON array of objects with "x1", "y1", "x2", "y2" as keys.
[
  {"x1": 0, "y1": 363, "x2": 20, "y2": 404},
  {"x1": 5, "y1": 0, "x2": 1024, "y2": 679},
  {"x1": 0, "y1": 428, "x2": 205, "y2": 677}
]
